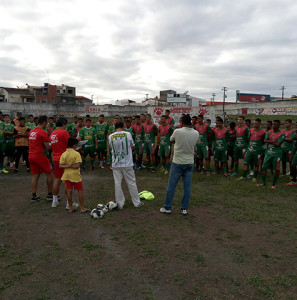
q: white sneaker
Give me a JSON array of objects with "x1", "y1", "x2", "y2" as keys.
[
  {"x1": 160, "y1": 207, "x2": 171, "y2": 214},
  {"x1": 181, "y1": 209, "x2": 188, "y2": 215},
  {"x1": 66, "y1": 202, "x2": 79, "y2": 210},
  {"x1": 250, "y1": 170, "x2": 254, "y2": 176},
  {"x1": 51, "y1": 201, "x2": 59, "y2": 208},
  {"x1": 100, "y1": 161, "x2": 104, "y2": 169},
  {"x1": 136, "y1": 202, "x2": 144, "y2": 208}
]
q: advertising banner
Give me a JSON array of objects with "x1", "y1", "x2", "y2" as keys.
[{"x1": 237, "y1": 93, "x2": 271, "y2": 102}]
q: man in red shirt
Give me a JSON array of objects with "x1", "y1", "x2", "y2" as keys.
[
  {"x1": 50, "y1": 117, "x2": 70, "y2": 208},
  {"x1": 28, "y1": 115, "x2": 53, "y2": 202}
]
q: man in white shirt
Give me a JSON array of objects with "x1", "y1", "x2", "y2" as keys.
[
  {"x1": 160, "y1": 115, "x2": 200, "y2": 215},
  {"x1": 109, "y1": 122, "x2": 143, "y2": 209}
]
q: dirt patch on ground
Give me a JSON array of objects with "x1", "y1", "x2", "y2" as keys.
[{"x1": 1, "y1": 168, "x2": 297, "y2": 300}]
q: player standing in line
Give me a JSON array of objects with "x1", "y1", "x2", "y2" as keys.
[
  {"x1": 13, "y1": 117, "x2": 30, "y2": 173},
  {"x1": 132, "y1": 115, "x2": 144, "y2": 170},
  {"x1": 192, "y1": 116, "x2": 198, "y2": 128},
  {"x1": 281, "y1": 119, "x2": 295, "y2": 176},
  {"x1": 0, "y1": 119, "x2": 8, "y2": 173},
  {"x1": 46, "y1": 117, "x2": 56, "y2": 136},
  {"x1": 75, "y1": 118, "x2": 84, "y2": 137},
  {"x1": 195, "y1": 115, "x2": 211, "y2": 175},
  {"x1": 26, "y1": 115, "x2": 36, "y2": 130},
  {"x1": 227, "y1": 122, "x2": 236, "y2": 174},
  {"x1": 237, "y1": 119, "x2": 265, "y2": 182},
  {"x1": 140, "y1": 114, "x2": 146, "y2": 124},
  {"x1": 66, "y1": 116, "x2": 79, "y2": 138},
  {"x1": 28, "y1": 115, "x2": 53, "y2": 202},
  {"x1": 158, "y1": 115, "x2": 174, "y2": 174},
  {"x1": 94, "y1": 114, "x2": 108, "y2": 168},
  {"x1": 34, "y1": 117, "x2": 39, "y2": 127},
  {"x1": 205, "y1": 119, "x2": 213, "y2": 163},
  {"x1": 257, "y1": 120, "x2": 284, "y2": 188},
  {"x1": 78, "y1": 118, "x2": 97, "y2": 170},
  {"x1": 293, "y1": 121, "x2": 297, "y2": 156},
  {"x1": 165, "y1": 109, "x2": 175, "y2": 128},
  {"x1": 176, "y1": 116, "x2": 183, "y2": 128},
  {"x1": 50, "y1": 117, "x2": 71, "y2": 208},
  {"x1": 3, "y1": 115, "x2": 15, "y2": 171},
  {"x1": 12, "y1": 112, "x2": 22, "y2": 126},
  {"x1": 232, "y1": 116, "x2": 250, "y2": 176},
  {"x1": 143, "y1": 114, "x2": 158, "y2": 172},
  {"x1": 212, "y1": 118, "x2": 229, "y2": 176}
]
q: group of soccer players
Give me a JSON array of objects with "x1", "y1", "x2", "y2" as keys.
[{"x1": 1, "y1": 109, "x2": 297, "y2": 190}]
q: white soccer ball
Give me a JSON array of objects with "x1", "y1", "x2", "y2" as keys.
[
  {"x1": 90, "y1": 208, "x2": 104, "y2": 219},
  {"x1": 97, "y1": 204, "x2": 108, "y2": 214},
  {"x1": 106, "y1": 201, "x2": 118, "y2": 211}
]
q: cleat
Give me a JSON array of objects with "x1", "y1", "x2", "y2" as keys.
[
  {"x1": 47, "y1": 195, "x2": 53, "y2": 201},
  {"x1": 286, "y1": 172, "x2": 291, "y2": 176},
  {"x1": 206, "y1": 172, "x2": 210, "y2": 176},
  {"x1": 224, "y1": 172, "x2": 228, "y2": 177},
  {"x1": 31, "y1": 195, "x2": 41, "y2": 202},
  {"x1": 236, "y1": 176, "x2": 245, "y2": 181},
  {"x1": 271, "y1": 185, "x2": 276, "y2": 189},
  {"x1": 136, "y1": 202, "x2": 144, "y2": 208},
  {"x1": 26, "y1": 168, "x2": 31, "y2": 172},
  {"x1": 90, "y1": 166, "x2": 95, "y2": 171},
  {"x1": 51, "y1": 201, "x2": 59, "y2": 208},
  {"x1": 285, "y1": 182, "x2": 297, "y2": 186},
  {"x1": 199, "y1": 171, "x2": 204, "y2": 175},
  {"x1": 109, "y1": 166, "x2": 113, "y2": 170},
  {"x1": 151, "y1": 167, "x2": 156, "y2": 173},
  {"x1": 181, "y1": 209, "x2": 188, "y2": 215},
  {"x1": 232, "y1": 172, "x2": 238, "y2": 177},
  {"x1": 256, "y1": 183, "x2": 265, "y2": 187},
  {"x1": 164, "y1": 170, "x2": 169, "y2": 175},
  {"x1": 252, "y1": 178, "x2": 257, "y2": 183},
  {"x1": 0, "y1": 169, "x2": 9, "y2": 174},
  {"x1": 160, "y1": 207, "x2": 171, "y2": 214},
  {"x1": 211, "y1": 171, "x2": 218, "y2": 175},
  {"x1": 250, "y1": 170, "x2": 254, "y2": 176}
]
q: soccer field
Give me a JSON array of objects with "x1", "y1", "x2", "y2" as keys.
[{"x1": 1, "y1": 165, "x2": 297, "y2": 299}]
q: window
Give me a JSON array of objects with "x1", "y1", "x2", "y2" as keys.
[
  {"x1": 67, "y1": 89, "x2": 73, "y2": 94},
  {"x1": 57, "y1": 89, "x2": 61, "y2": 94},
  {"x1": 41, "y1": 99, "x2": 47, "y2": 103}
]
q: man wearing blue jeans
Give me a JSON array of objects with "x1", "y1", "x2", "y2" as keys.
[{"x1": 160, "y1": 115, "x2": 199, "y2": 215}]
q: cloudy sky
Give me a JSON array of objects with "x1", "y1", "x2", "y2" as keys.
[{"x1": 1, "y1": 0, "x2": 297, "y2": 104}]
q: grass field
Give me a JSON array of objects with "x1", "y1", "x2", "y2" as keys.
[{"x1": 1, "y1": 161, "x2": 297, "y2": 299}]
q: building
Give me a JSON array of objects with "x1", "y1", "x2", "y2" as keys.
[
  {"x1": 142, "y1": 98, "x2": 168, "y2": 106},
  {"x1": 160, "y1": 90, "x2": 176, "y2": 99},
  {"x1": 0, "y1": 87, "x2": 35, "y2": 103},
  {"x1": 115, "y1": 99, "x2": 136, "y2": 106},
  {"x1": 75, "y1": 96, "x2": 93, "y2": 105}
]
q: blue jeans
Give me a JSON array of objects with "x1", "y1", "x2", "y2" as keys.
[{"x1": 163, "y1": 163, "x2": 194, "y2": 210}]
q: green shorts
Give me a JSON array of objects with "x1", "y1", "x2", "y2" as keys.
[
  {"x1": 83, "y1": 146, "x2": 96, "y2": 158},
  {"x1": 214, "y1": 149, "x2": 227, "y2": 162},
  {"x1": 4, "y1": 141, "x2": 15, "y2": 156},
  {"x1": 196, "y1": 146, "x2": 208, "y2": 159},
  {"x1": 262, "y1": 154, "x2": 281, "y2": 171},
  {"x1": 135, "y1": 143, "x2": 144, "y2": 155},
  {"x1": 234, "y1": 147, "x2": 247, "y2": 160},
  {"x1": 159, "y1": 144, "x2": 170, "y2": 157},
  {"x1": 96, "y1": 142, "x2": 107, "y2": 155},
  {"x1": 282, "y1": 150, "x2": 293, "y2": 163},
  {"x1": 144, "y1": 142, "x2": 155, "y2": 155},
  {"x1": 244, "y1": 151, "x2": 261, "y2": 167}
]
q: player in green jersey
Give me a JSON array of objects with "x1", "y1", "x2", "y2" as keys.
[
  {"x1": 66, "y1": 116, "x2": 79, "y2": 138},
  {"x1": 158, "y1": 115, "x2": 174, "y2": 174},
  {"x1": 25, "y1": 115, "x2": 36, "y2": 130},
  {"x1": 212, "y1": 118, "x2": 229, "y2": 176},
  {"x1": 0, "y1": 119, "x2": 8, "y2": 173},
  {"x1": 78, "y1": 119, "x2": 97, "y2": 170},
  {"x1": 237, "y1": 119, "x2": 265, "y2": 182},
  {"x1": 257, "y1": 120, "x2": 285, "y2": 188},
  {"x1": 3, "y1": 115, "x2": 15, "y2": 170},
  {"x1": 94, "y1": 114, "x2": 108, "y2": 168}
]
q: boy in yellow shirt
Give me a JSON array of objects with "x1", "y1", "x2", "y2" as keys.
[{"x1": 59, "y1": 138, "x2": 88, "y2": 214}]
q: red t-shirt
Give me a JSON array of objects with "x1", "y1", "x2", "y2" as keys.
[
  {"x1": 50, "y1": 129, "x2": 70, "y2": 161},
  {"x1": 29, "y1": 128, "x2": 49, "y2": 158}
]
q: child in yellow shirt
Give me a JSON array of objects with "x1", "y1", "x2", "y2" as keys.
[{"x1": 59, "y1": 138, "x2": 88, "y2": 214}]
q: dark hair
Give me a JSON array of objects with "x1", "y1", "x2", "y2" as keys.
[
  {"x1": 28, "y1": 114, "x2": 34, "y2": 118},
  {"x1": 140, "y1": 113, "x2": 145, "y2": 116},
  {"x1": 165, "y1": 109, "x2": 170, "y2": 113},
  {"x1": 182, "y1": 115, "x2": 191, "y2": 126},
  {"x1": 86, "y1": 118, "x2": 91, "y2": 122},
  {"x1": 38, "y1": 115, "x2": 47, "y2": 125},
  {"x1": 206, "y1": 118, "x2": 211, "y2": 122},
  {"x1": 255, "y1": 118, "x2": 261, "y2": 123},
  {"x1": 56, "y1": 117, "x2": 68, "y2": 127},
  {"x1": 161, "y1": 115, "x2": 166, "y2": 118},
  {"x1": 114, "y1": 114, "x2": 119, "y2": 117},
  {"x1": 74, "y1": 116, "x2": 78, "y2": 118},
  {"x1": 86, "y1": 114, "x2": 90, "y2": 117},
  {"x1": 245, "y1": 119, "x2": 251, "y2": 123},
  {"x1": 274, "y1": 120, "x2": 281, "y2": 124},
  {"x1": 115, "y1": 121, "x2": 124, "y2": 129},
  {"x1": 267, "y1": 120, "x2": 272, "y2": 125},
  {"x1": 230, "y1": 122, "x2": 235, "y2": 129},
  {"x1": 3, "y1": 114, "x2": 9, "y2": 118},
  {"x1": 192, "y1": 116, "x2": 198, "y2": 120},
  {"x1": 34, "y1": 117, "x2": 38, "y2": 121},
  {"x1": 126, "y1": 119, "x2": 131, "y2": 123},
  {"x1": 78, "y1": 117, "x2": 83, "y2": 121},
  {"x1": 146, "y1": 114, "x2": 151, "y2": 117},
  {"x1": 238, "y1": 116, "x2": 245, "y2": 120},
  {"x1": 68, "y1": 138, "x2": 78, "y2": 147},
  {"x1": 217, "y1": 118, "x2": 223, "y2": 123},
  {"x1": 135, "y1": 115, "x2": 140, "y2": 119},
  {"x1": 285, "y1": 119, "x2": 292, "y2": 123},
  {"x1": 19, "y1": 117, "x2": 25, "y2": 121},
  {"x1": 99, "y1": 114, "x2": 104, "y2": 118},
  {"x1": 48, "y1": 116, "x2": 54, "y2": 120},
  {"x1": 198, "y1": 114, "x2": 204, "y2": 118}
]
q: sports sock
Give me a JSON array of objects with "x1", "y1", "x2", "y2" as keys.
[
  {"x1": 272, "y1": 175, "x2": 279, "y2": 186},
  {"x1": 254, "y1": 171, "x2": 259, "y2": 179},
  {"x1": 91, "y1": 160, "x2": 95, "y2": 168},
  {"x1": 207, "y1": 166, "x2": 210, "y2": 172},
  {"x1": 53, "y1": 195, "x2": 58, "y2": 203},
  {"x1": 0, "y1": 162, "x2": 3, "y2": 169},
  {"x1": 164, "y1": 163, "x2": 168, "y2": 171},
  {"x1": 224, "y1": 166, "x2": 227, "y2": 173},
  {"x1": 242, "y1": 170, "x2": 248, "y2": 178},
  {"x1": 235, "y1": 164, "x2": 239, "y2": 173},
  {"x1": 261, "y1": 175, "x2": 266, "y2": 185},
  {"x1": 47, "y1": 192, "x2": 53, "y2": 196},
  {"x1": 32, "y1": 193, "x2": 37, "y2": 197},
  {"x1": 147, "y1": 161, "x2": 151, "y2": 168},
  {"x1": 82, "y1": 160, "x2": 86, "y2": 168},
  {"x1": 199, "y1": 164, "x2": 203, "y2": 171},
  {"x1": 162, "y1": 161, "x2": 166, "y2": 168}
]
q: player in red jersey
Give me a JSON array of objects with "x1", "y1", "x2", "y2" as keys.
[
  {"x1": 227, "y1": 122, "x2": 236, "y2": 173},
  {"x1": 28, "y1": 115, "x2": 53, "y2": 202},
  {"x1": 75, "y1": 118, "x2": 84, "y2": 137},
  {"x1": 132, "y1": 115, "x2": 144, "y2": 170},
  {"x1": 165, "y1": 109, "x2": 175, "y2": 128},
  {"x1": 50, "y1": 117, "x2": 70, "y2": 208}
]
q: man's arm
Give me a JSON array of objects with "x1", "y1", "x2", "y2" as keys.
[{"x1": 44, "y1": 141, "x2": 51, "y2": 150}]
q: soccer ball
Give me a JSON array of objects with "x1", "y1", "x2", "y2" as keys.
[
  {"x1": 90, "y1": 208, "x2": 104, "y2": 219},
  {"x1": 106, "y1": 201, "x2": 118, "y2": 211},
  {"x1": 97, "y1": 204, "x2": 108, "y2": 214}
]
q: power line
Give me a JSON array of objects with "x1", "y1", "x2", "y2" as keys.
[
  {"x1": 280, "y1": 85, "x2": 286, "y2": 101},
  {"x1": 222, "y1": 87, "x2": 228, "y2": 122}
]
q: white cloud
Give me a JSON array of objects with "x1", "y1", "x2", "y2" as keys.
[{"x1": 0, "y1": 0, "x2": 297, "y2": 103}]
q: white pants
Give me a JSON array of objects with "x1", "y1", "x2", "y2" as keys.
[{"x1": 112, "y1": 167, "x2": 141, "y2": 208}]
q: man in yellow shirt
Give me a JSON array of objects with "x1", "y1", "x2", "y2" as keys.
[{"x1": 59, "y1": 138, "x2": 88, "y2": 214}]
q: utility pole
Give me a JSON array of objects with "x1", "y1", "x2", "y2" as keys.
[
  {"x1": 211, "y1": 93, "x2": 216, "y2": 105},
  {"x1": 222, "y1": 87, "x2": 228, "y2": 123},
  {"x1": 280, "y1": 86, "x2": 286, "y2": 101}
]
